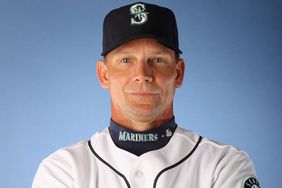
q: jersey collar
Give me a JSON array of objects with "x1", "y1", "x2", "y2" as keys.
[{"x1": 108, "y1": 117, "x2": 177, "y2": 156}]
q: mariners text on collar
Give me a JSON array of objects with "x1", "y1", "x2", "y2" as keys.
[{"x1": 119, "y1": 131, "x2": 158, "y2": 142}]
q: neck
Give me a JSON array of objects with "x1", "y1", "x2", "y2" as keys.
[
  {"x1": 112, "y1": 118, "x2": 173, "y2": 131},
  {"x1": 108, "y1": 117, "x2": 177, "y2": 156},
  {"x1": 111, "y1": 104, "x2": 174, "y2": 131}
]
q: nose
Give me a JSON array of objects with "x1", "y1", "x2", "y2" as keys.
[{"x1": 133, "y1": 62, "x2": 153, "y2": 83}]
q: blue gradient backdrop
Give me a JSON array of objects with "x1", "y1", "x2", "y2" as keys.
[{"x1": 1, "y1": 0, "x2": 281, "y2": 187}]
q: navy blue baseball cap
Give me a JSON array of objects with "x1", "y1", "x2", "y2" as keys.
[{"x1": 101, "y1": 2, "x2": 182, "y2": 56}]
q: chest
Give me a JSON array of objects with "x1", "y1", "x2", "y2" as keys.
[{"x1": 76, "y1": 154, "x2": 213, "y2": 188}]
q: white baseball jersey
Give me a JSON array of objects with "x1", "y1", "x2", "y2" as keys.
[{"x1": 32, "y1": 126, "x2": 259, "y2": 188}]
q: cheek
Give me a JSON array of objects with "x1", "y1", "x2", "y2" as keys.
[
  {"x1": 108, "y1": 73, "x2": 128, "y2": 96},
  {"x1": 157, "y1": 73, "x2": 177, "y2": 99},
  {"x1": 157, "y1": 69, "x2": 177, "y2": 87}
]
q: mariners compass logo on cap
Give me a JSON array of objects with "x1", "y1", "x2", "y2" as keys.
[
  {"x1": 102, "y1": 2, "x2": 182, "y2": 56},
  {"x1": 130, "y1": 3, "x2": 149, "y2": 25}
]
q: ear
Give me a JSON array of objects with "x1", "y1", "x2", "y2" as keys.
[
  {"x1": 175, "y1": 59, "x2": 185, "y2": 88},
  {"x1": 96, "y1": 59, "x2": 109, "y2": 88}
]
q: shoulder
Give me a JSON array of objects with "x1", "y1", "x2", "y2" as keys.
[
  {"x1": 39, "y1": 129, "x2": 110, "y2": 166},
  {"x1": 41, "y1": 129, "x2": 107, "y2": 163},
  {"x1": 175, "y1": 126, "x2": 251, "y2": 158},
  {"x1": 175, "y1": 126, "x2": 259, "y2": 187},
  {"x1": 174, "y1": 126, "x2": 256, "y2": 173},
  {"x1": 42, "y1": 140, "x2": 89, "y2": 164},
  {"x1": 32, "y1": 140, "x2": 90, "y2": 187},
  {"x1": 32, "y1": 130, "x2": 109, "y2": 188}
]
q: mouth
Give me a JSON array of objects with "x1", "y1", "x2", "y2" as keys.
[
  {"x1": 126, "y1": 90, "x2": 160, "y2": 97},
  {"x1": 129, "y1": 92, "x2": 159, "y2": 96}
]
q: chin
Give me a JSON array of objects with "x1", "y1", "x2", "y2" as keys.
[
  {"x1": 129, "y1": 116, "x2": 156, "y2": 124},
  {"x1": 128, "y1": 107, "x2": 160, "y2": 121}
]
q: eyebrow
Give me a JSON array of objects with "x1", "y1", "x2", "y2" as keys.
[{"x1": 113, "y1": 50, "x2": 172, "y2": 56}]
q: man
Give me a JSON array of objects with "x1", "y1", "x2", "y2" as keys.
[{"x1": 32, "y1": 2, "x2": 260, "y2": 188}]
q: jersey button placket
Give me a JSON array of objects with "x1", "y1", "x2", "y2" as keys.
[
  {"x1": 135, "y1": 170, "x2": 144, "y2": 177},
  {"x1": 133, "y1": 169, "x2": 145, "y2": 188},
  {"x1": 131, "y1": 159, "x2": 156, "y2": 188}
]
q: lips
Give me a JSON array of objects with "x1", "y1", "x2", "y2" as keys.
[
  {"x1": 129, "y1": 92, "x2": 159, "y2": 95},
  {"x1": 124, "y1": 85, "x2": 161, "y2": 96}
]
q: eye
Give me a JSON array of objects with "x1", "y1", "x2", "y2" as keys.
[
  {"x1": 120, "y1": 57, "x2": 129, "y2": 63},
  {"x1": 153, "y1": 57, "x2": 163, "y2": 63}
]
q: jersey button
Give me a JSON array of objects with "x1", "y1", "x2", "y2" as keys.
[{"x1": 135, "y1": 170, "x2": 144, "y2": 177}]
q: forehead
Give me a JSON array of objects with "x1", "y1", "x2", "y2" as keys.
[{"x1": 107, "y1": 38, "x2": 175, "y2": 56}]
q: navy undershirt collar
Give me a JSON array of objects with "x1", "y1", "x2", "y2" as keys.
[{"x1": 108, "y1": 118, "x2": 177, "y2": 156}]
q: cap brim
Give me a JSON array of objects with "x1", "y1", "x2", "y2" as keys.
[{"x1": 101, "y1": 33, "x2": 182, "y2": 56}]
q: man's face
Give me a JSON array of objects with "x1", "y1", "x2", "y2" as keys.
[{"x1": 97, "y1": 38, "x2": 184, "y2": 129}]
